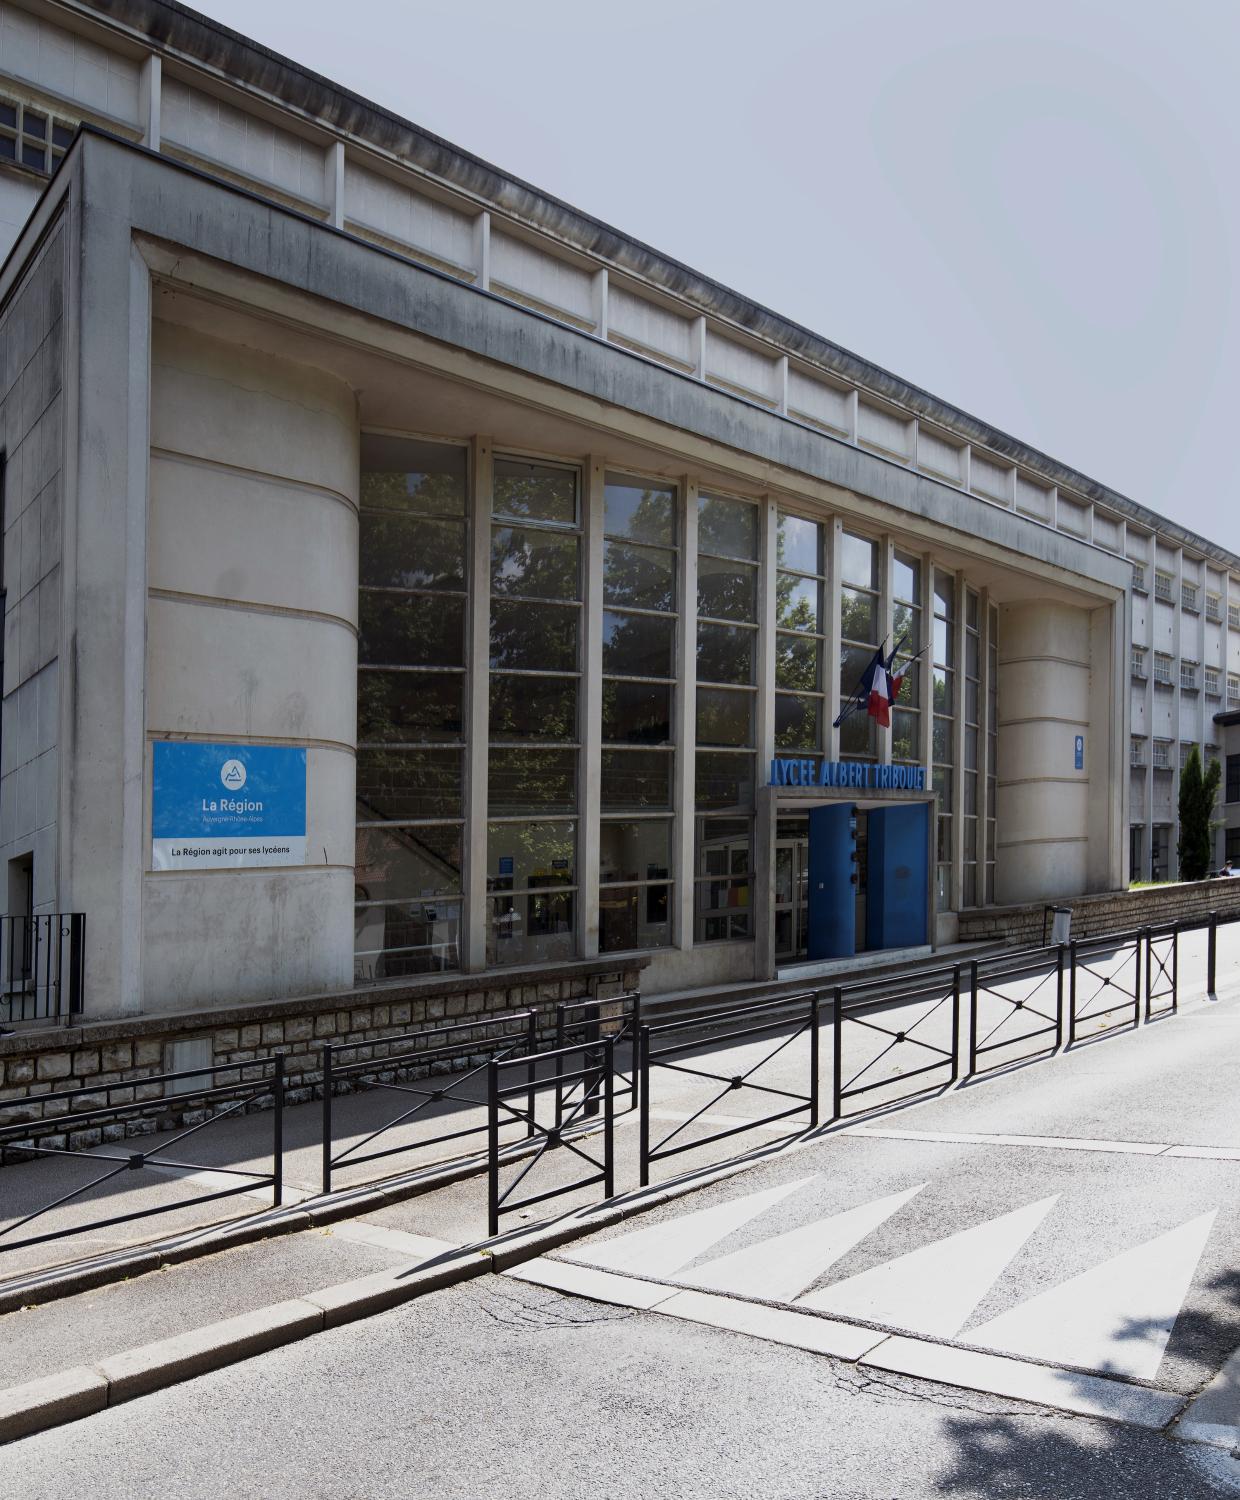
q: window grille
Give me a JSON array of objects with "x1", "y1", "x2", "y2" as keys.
[
  {"x1": 1230, "y1": 600, "x2": 1240, "y2": 630},
  {"x1": 0, "y1": 96, "x2": 75, "y2": 175},
  {"x1": 1181, "y1": 582, "x2": 1199, "y2": 612},
  {"x1": 1206, "y1": 593, "x2": 1222, "y2": 622},
  {"x1": 1180, "y1": 661, "x2": 1199, "y2": 692},
  {"x1": 1153, "y1": 652, "x2": 1173, "y2": 685},
  {"x1": 1130, "y1": 648, "x2": 1147, "y2": 679},
  {"x1": 1205, "y1": 667, "x2": 1221, "y2": 697},
  {"x1": 1152, "y1": 741, "x2": 1172, "y2": 770},
  {"x1": 1130, "y1": 738, "x2": 1147, "y2": 768},
  {"x1": 1154, "y1": 572, "x2": 1174, "y2": 601},
  {"x1": 1131, "y1": 563, "x2": 1146, "y2": 593}
]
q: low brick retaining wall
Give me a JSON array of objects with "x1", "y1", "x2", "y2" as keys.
[
  {"x1": 0, "y1": 956, "x2": 647, "y2": 1148},
  {"x1": 959, "y1": 880, "x2": 1240, "y2": 948}
]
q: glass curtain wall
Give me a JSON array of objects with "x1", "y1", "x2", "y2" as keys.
[
  {"x1": 891, "y1": 551, "x2": 922, "y2": 765},
  {"x1": 839, "y1": 532, "x2": 881, "y2": 759},
  {"x1": 695, "y1": 493, "x2": 759, "y2": 941},
  {"x1": 962, "y1": 589, "x2": 981, "y2": 906},
  {"x1": 774, "y1": 512, "x2": 826, "y2": 752},
  {"x1": 932, "y1": 570, "x2": 956, "y2": 906},
  {"x1": 599, "y1": 474, "x2": 679, "y2": 952},
  {"x1": 986, "y1": 603, "x2": 998, "y2": 902},
  {"x1": 355, "y1": 437, "x2": 469, "y2": 977},
  {"x1": 486, "y1": 458, "x2": 581, "y2": 965}
]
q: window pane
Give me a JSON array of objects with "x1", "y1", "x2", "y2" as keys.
[
  {"x1": 603, "y1": 680, "x2": 672, "y2": 744},
  {"x1": 355, "y1": 897, "x2": 462, "y2": 977},
  {"x1": 935, "y1": 766, "x2": 954, "y2": 813},
  {"x1": 894, "y1": 657, "x2": 920, "y2": 710},
  {"x1": 358, "y1": 670, "x2": 463, "y2": 742},
  {"x1": 490, "y1": 675, "x2": 577, "y2": 740},
  {"x1": 839, "y1": 711, "x2": 876, "y2": 757},
  {"x1": 604, "y1": 476, "x2": 676, "y2": 546},
  {"x1": 696, "y1": 686, "x2": 753, "y2": 747},
  {"x1": 933, "y1": 666, "x2": 954, "y2": 713},
  {"x1": 841, "y1": 588, "x2": 878, "y2": 644},
  {"x1": 603, "y1": 539, "x2": 675, "y2": 612},
  {"x1": 934, "y1": 572, "x2": 955, "y2": 617},
  {"x1": 698, "y1": 556, "x2": 756, "y2": 621},
  {"x1": 893, "y1": 552, "x2": 920, "y2": 604},
  {"x1": 601, "y1": 749, "x2": 673, "y2": 810},
  {"x1": 486, "y1": 822, "x2": 576, "y2": 888},
  {"x1": 892, "y1": 709, "x2": 918, "y2": 762},
  {"x1": 23, "y1": 111, "x2": 46, "y2": 139},
  {"x1": 490, "y1": 600, "x2": 578, "y2": 671},
  {"x1": 602, "y1": 611, "x2": 676, "y2": 679},
  {"x1": 840, "y1": 642, "x2": 877, "y2": 694},
  {"x1": 696, "y1": 818, "x2": 751, "y2": 870},
  {"x1": 933, "y1": 717, "x2": 952, "y2": 763},
  {"x1": 893, "y1": 602, "x2": 920, "y2": 652},
  {"x1": 360, "y1": 516, "x2": 465, "y2": 591},
  {"x1": 776, "y1": 574, "x2": 820, "y2": 632},
  {"x1": 697, "y1": 621, "x2": 755, "y2": 685},
  {"x1": 493, "y1": 459, "x2": 577, "y2": 524},
  {"x1": 776, "y1": 514, "x2": 820, "y2": 574},
  {"x1": 775, "y1": 694, "x2": 819, "y2": 750},
  {"x1": 841, "y1": 532, "x2": 878, "y2": 589},
  {"x1": 695, "y1": 751, "x2": 754, "y2": 809},
  {"x1": 355, "y1": 823, "x2": 463, "y2": 901},
  {"x1": 487, "y1": 895, "x2": 575, "y2": 965},
  {"x1": 357, "y1": 748, "x2": 462, "y2": 820},
  {"x1": 776, "y1": 633, "x2": 820, "y2": 692},
  {"x1": 599, "y1": 821, "x2": 672, "y2": 882},
  {"x1": 22, "y1": 143, "x2": 45, "y2": 170},
  {"x1": 360, "y1": 437, "x2": 467, "y2": 515},
  {"x1": 359, "y1": 593, "x2": 465, "y2": 668},
  {"x1": 491, "y1": 527, "x2": 578, "y2": 599},
  {"x1": 489, "y1": 749, "x2": 577, "y2": 814},
  {"x1": 600, "y1": 884, "x2": 671, "y2": 952},
  {"x1": 698, "y1": 494, "x2": 758, "y2": 560}
]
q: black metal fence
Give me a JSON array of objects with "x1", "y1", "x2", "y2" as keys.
[
  {"x1": 1068, "y1": 931, "x2": 1143, "y2": 1044},
  {"x1": 554, "y1": 992, "x2": 640, "y2": 1126},
  {"x1": 639, "y1": 992, "x2": 820, "y2": 1187},
  {"x1": 1144, "y1": 925, "x2": 1179, "y2": 1020},
  {"x1": 320, "y1": 1013, "x2": 537, "y2": 1194},
  {"x1": 968, "y1": 948, "x2": 1065, "y2": 1076},
  {"x1": 0, "y1": 913, "x2": 85, "y2": 1027},
  {"x1": 833, "y1": 966, "x2": 961, "y2": 1119},
  {"x1": 0, "y1": 1058, "x2": 283, "y2": 1255},
  {"x1": 488, "y1": 1038, "x2": 614, "y2": 1236}
]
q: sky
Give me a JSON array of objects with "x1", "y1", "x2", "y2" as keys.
[{"x1": 193, "y1": 0, "x2": 1240, "y2": 551}]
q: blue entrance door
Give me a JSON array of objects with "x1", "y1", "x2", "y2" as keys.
[
  {"x1": 807, "y1": 804, "x2": 856, "y2": 960},
  {"x1": 866, "y1": 803, "x2": 929, "y2": 950}
]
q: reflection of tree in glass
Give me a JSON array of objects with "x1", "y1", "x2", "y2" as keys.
[
  {"x1": 699, "y1": 558, "x2": 756, "y2": 621},
  {"x1": 360, "y1": 470, "x2": 466, "y2": 590}
]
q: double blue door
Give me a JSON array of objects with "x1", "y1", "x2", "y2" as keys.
[{"x1": 805, "y1": 802, "x2": 928, "y2": 960}]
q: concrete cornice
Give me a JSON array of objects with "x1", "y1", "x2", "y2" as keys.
[{"x1": 21, "y1": 0, "x2": 1227, "y2": 575}]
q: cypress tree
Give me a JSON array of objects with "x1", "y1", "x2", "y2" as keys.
[{"x1": 1177, "y1": 746, "x2": 1222, "y2": 881}]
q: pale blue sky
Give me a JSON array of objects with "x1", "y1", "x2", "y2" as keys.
[{"x1": 194, "y1": 0, "x2": 1239, "y2": 550}]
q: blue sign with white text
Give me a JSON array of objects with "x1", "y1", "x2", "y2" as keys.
[
  {"x1": 1074, "y1": 735, "x2": 1084, "y2": 771},
  {"x1": 152, "y1": 742, "x2": 307, "y2": 870}
]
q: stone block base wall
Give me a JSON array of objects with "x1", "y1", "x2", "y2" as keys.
[
  {"x1": 0, "y1": 957, "x2": 646, "y2": 1150},
  {"x1": 959, "y1": 880, "x2": 1240, "y2": 948}
]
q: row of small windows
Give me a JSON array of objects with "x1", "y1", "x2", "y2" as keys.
[
  {"x1": 1132, "y1": 738, "x2": 1224, "y2": 772},
  {"x1": 1131, "y1": 649, "x2": 1240, "y2": 702},
  {"x1": 1134, "y1": 565, "x2": 1240, "y2": 627},
  {"x1": 0, "y1": 96, "x2": 74, "y2": 175}
]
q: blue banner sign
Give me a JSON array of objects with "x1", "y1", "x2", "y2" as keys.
[
  {"x1": 152, "y1": 742, "x2": 307, "y2": 870},
  {"x1": 1074, "y1": 735, "x2": 1084, "y2": 771},
  {"x1": 770, "y1": 757, "x2": 927, "y2": 791}
]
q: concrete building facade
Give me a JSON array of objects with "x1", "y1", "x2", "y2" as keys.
[{"x1": 0, "y1": 0, "x2": 1227, "y2": 1020}]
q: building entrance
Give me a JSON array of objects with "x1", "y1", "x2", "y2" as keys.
[{"x1": 775, "y1": 798, "x2": 930, "y2": 965}]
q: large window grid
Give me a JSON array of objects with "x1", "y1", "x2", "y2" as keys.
[
  {"x1": 773, "y1": 512, "x2": 826, "y2": 752},
  {"x1": 598, "y1": 474, "x2": 679, "y2": 952},
  {"x1": 486, "y1": 458, "x2": 582, "y2": 964},
  {"x1": 931, "y1": 570, "x2": 956, "y2": 907},
  {"x1": 838, "y1": 531, "x2": 882, "y2": 760},
  {"x1": 891, "y1": 551, "x2": 922, "y2": 765},
  {"x1": 355, "y1": 437, "x2": 469, "y2": 978},
  {"x1": 962, "y1": 590, "x2": 982, "y2": 907},
  {"x1": 694, "y1": 493, "x2": 759, "y2": 941},
  {"x1": 985, "y1": 603, "x2": 998, "y2": 904}
]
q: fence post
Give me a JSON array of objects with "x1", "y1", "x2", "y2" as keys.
[
  {"x1": 832, "y1": 985, "x2": 843, "y2": 1121},
  {"x1": 525, "y1": 1010, "x2": 538, "y2": 1139},
  {"x1": 603, "y1": 1036, "x2": 615, "y2": 1200},
  {"x1": 809, "y1": 992, "x2": 821, "y2": 1127},
  {"x1": 584, "y1": 1003, "x2": 602, "y2": 1123},
  {"x1": 638, "y1": 1025, "x2": 651, "y2": 1188},
  {"x1": 68, "y1": 915, "x2": 86, "y2": 1017},
  {"x1": 1068, "y1": 940, "x2": 1078, "y2": 1044},
  {"x1": 487, "y1": 1057, "x2": 501, "y2": 1238},
  {"x1": 1055, "y1": 944, "x2": 1065, "y2": 1048},
  {"x1": 1172, "y1": 924, "x2": 1179, "y2": 1013},
  {"x1": 967, "y1": 960, "x2": 979, "y2": 1078},
  {"x1": 629, "y1": 994, "x2": 642, "y2": 1114},
  {"x1": 1141, "y1": 927, "x2": 1152, "y2": 1021},
  {"x1": 320, "y1": 1044, "x2": 334, "y2": 1195},
  {"x1": 950, "y1": 966, "x2": 961, "y2": 1084},
  {"x1": 554, "y1": 1004, "x2": 566, "y2": 1129},
  {"x1": 272, "y1": 1052, "x2": 285, "y2": 1208},
  {"x1": 1208, "y1": 911, "x2": 1219, "y2": 1003}
]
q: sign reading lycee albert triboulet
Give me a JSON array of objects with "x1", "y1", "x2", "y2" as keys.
[{"x1": 151, "y1": 742, "x2": 307, "y2": 871}]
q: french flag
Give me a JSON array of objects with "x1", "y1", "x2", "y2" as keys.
[{"x1": 861, "y1": 647, "x2": 905, "y2": 728}]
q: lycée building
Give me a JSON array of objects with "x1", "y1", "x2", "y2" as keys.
[{"x1": 0, "y1": 0, "x2": 1235, "y2": 1021}]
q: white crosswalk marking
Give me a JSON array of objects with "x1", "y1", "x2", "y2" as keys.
[
  {"x1": 679, "y1": 1184, "x2": 926, "y2": 1302},
  {"x1": 966, "y1": 1210, "x2": 1218, "y2": 1379},
  {"x1": 567, "y1": 1177, "x2": 815, "y2": 1279},
  {"x1": 795, "y1": 1196, "x2": 1060, "y2": 1338}
]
